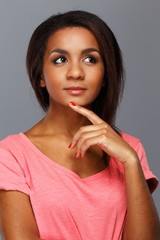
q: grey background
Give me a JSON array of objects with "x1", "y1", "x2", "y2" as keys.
[{"x1": 0, "y1": 0, "x2": 159, "y2": 237}]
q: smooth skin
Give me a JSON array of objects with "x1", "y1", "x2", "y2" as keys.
[
  {"x1": 69, "y1": 103, "x2": 160, "y2": 240},
  {"x1": 0, "y1": 27, "x2": 160, "y2": 239}
]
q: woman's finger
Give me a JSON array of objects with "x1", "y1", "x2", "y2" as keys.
[
  {"x1": 69, "y1": 102, "x2": 104, "y2": 125},
  {"x1": 74, "y1": 128, "x2": 106, "y2": 155},
  {"x1": 69, "y1": 123, "x2": 107, "y2": 148},
  {"x1": 75, "y1": 134, "x2": 105, "y2": 158}
]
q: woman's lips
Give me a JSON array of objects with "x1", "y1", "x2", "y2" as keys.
[{"x1": 64, "y1": 87, "x2": 86, "y2": 95}]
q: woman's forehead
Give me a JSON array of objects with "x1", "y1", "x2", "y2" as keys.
[{"x1": 45, "y1": 27, "x2": 100, "y2": 53}]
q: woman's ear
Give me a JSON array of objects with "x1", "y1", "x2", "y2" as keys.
[
  {"x1": 40, "y1": 74, "x2": 46, "y2": 87},
  {"x1": 40, "y1": 79, "x2": 46, "y2": 87}
]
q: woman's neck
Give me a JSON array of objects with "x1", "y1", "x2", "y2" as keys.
[{"x1": 39, "y1": 104, "x2": 91, "y2": 137}]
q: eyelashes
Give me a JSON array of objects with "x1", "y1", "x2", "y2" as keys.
[
  {"x1": 52, "y1": 55, "x2": 98, "y2": 65},
  {"x1": 83, "y1": 56, "x2": 97, "y2": 63},
  {"x1": 53, "y1": 56, "x2": 67, "y2": 64}
]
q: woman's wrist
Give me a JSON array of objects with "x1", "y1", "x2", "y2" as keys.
[{"x1": 122, "y1": 151, "x2": 139, "y2": 168}]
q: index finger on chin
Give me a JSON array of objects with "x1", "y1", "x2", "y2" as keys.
[{"x1": 69, "y1": 102, "x2": 104, "y2": 125}]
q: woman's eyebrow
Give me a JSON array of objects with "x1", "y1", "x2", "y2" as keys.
[
  {"x1": 49, "y1": 48, "x2": 100, "y2": 55},
  {"x1": 81, "y1": 48, "x2": 100, "y2": 55},
  {"x1": 49, "y1": 48, "x2": 68, "y2": 55}
]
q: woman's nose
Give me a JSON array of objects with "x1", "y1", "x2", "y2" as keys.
[{"x1": 66, "y1": 62, "x2": 85, "y2": 80}]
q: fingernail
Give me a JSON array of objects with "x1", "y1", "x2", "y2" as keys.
[
  {"x1": 68, "y1": 143, "x2": 72, "y2": 148},
  {"x1": 75, "y1": 152, "x2": 79, "y2": 158},
  {"x1": 70, "y1": 102, "x2": 76, "y2": 106}
]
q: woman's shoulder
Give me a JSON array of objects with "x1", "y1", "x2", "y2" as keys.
[
  {"x1": 121, "y1": 132, "x2": 141, "y2": 149},
  {"x1": 0, "y1": 121, "x2": 41, "y2": 150},
  {"x1": 0, "y1": 133, "x2": 21, "y2": 146},
  {"x1": 121, "y1": 132, "x2": 140, "y2": 144},
  {"x1": 1, "y1": 133, "x2": 20, "y2": 140}
]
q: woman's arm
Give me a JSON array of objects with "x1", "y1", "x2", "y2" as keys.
[
  {"x1": 122, "y1": 156, "x2": 160, "y2": 240},
  {"x1": 0, "y1": 190, "x2": 41, "y2": 240},
  {"x1": 69, "y1": 103, "x2": 160, "y2": 240}
]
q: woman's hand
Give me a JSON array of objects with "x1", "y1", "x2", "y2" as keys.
[
  {"x1": 69, "y1": 102, "x2": 138, "y2": 164},
  {"x1": 69, "y1": 102, "x2": 160, "y2": 239}
]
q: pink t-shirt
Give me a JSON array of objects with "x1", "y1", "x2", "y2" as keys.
[{"x1": 0, "y1": 132, "x2": 158, "y2": 240}]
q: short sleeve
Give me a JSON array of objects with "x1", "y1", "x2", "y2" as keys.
[
  {"x1": 136, "y1": 142, "x2": 158, "y2": 193},
  {"x1": 0, "y1": 148, "x2": 30, "y2": 195}
]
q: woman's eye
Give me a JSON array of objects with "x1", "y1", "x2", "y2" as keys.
[
  {"x1": 83, "y1": 56, "x2": 97, "y2": 64},
  {"x1": 53, "y1": 57, "x2": 67, "y2": 64}
]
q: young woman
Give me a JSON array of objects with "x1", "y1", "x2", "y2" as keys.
[{"x1": 0, "y1": 10, "x2": 159, "y2": 240}]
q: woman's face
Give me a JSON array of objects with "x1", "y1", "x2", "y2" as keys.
[{"x1": 41, "y1": 27, "x2": 104, "y2": 108}]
